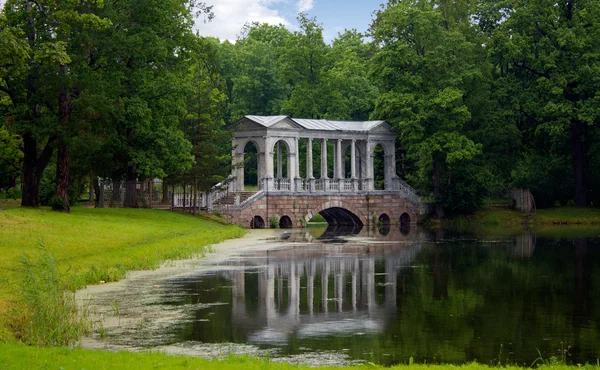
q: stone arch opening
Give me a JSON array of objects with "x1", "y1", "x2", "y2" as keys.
[
  {"x1": 318, "y1": 207, "x2": 363, "y2": 227},
  {"x1": 373, "y1": 144, "x2": 386, "y2": 190},
  {"x1": 378, "y1": 213, "x2": 390, "y2": 225},
  {"x1": 400, "y1": 212, "x2": 411, "y2": 235},
  {"x1": 400, "y1": 212, "x2": 411, "y2": 225},
  {"x1": 280, "y1": 215, "x2": 293, "y2": 229},
  {"x1": 243, "y1": 141, "x2": 259, "y2": 190},
  {"x1": 251, "y1": 215, "x2": 265, "y2": 229},
  {"x1": 273, "y1": 139, "x2": 290, "y2": 179}
]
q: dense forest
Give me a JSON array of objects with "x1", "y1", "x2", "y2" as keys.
[{"x1": 0, "y1": 0, "x2": 599, "y2": 216}]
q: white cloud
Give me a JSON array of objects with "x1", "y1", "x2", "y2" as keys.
[
  {"x1": 297, "y1": 0, "x2": 314, "y2": 12},
  {"x1": 195, "y1": 0, "x2": 292, "y2": 42}
]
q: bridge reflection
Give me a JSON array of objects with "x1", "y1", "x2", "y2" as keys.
[{"x1": 219, "y1": 226, "x2": 423, "y2": 345}]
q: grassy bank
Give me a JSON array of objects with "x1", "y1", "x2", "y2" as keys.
[
  {"x1": 0, "y1": 343, "x2": 590, "y2": 370},
  {"x1": 0, "y1": 206, "x2": 244, "y2": 343},
  {"x1": 437, "y1": 205, "x2": 600, "y2": 232}
]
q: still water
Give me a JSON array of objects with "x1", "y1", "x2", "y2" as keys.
[{"x1": 85, "y1": 226, "x2": 600, "y2": 366}]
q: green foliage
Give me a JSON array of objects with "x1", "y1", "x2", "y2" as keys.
[
  {"x1": 269, "y1": 215, "x2": 280, "y2": 229},
  {"x1": 0, "y1": 124, "x2": 22, "y2": 191},
  {"x1": 20, "y1": 244, "x2": 89, "y2": 346},
  {"x1": 441, "y1": 161, "x2": 491, "y2": 215},
  {"x1": 487, "y1": 0, "x2": 600, "y2": 206},
  {"x1": 511, "y1": 154, "x2": 573, "y2": 208},
  {"x1": 38, "y1": 162, "x2": 85, "y2": 207},
  {"x1": 370, "y1": 0, "x2": 487, "y2": 214}
]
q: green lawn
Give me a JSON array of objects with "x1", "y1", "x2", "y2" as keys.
[
  {"x1": 0, "y1": 342, "x2": 590, "y2": 370},
  {"x1": 437, "y1": 205, "x2": 600, "y2": 232},
  {"x1": 534, "y1": 207, "x2": 600, "y2": 225},
  {"x1": 0, "y1": 206, "x2": 244, "y2": 343}
]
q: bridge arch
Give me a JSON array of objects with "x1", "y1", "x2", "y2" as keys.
[
  {"x1": 271, "y1": 138, "x2": 293, "y2": 179},
  {"x1": 305, "y1": 200, "x2": 364, "y2": 227},
  {"x1": 279, "y1": 215, "x2": 293, "y2": 228}
]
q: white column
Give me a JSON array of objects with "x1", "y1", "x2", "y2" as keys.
[
  {"x1": 294, "y1": 137, "x2": 300, "y2": 179},
  {"x1": 350, "y1": 139, "x2": 357, "y2": 179},
  {"x1": 336, "y1": 139, "x2": 343, "y2": 179},
  {"x1": 265, "y1": 138, "x2": 274, "y2": 190},
  {"x1": 257, "y1": 151, "x2": 265, "y2": 190},
  {"x1": 385, "y1": 141, "x2": 397, "y2": 190},
  {"x1": 306, "y1": 138, "x2": 314, "y2": 179},
  {"x1": 276, "y1": 141, "x2": 282, "y2": 178},
  {"x1": 232, "y1": 139, "x2": 244, "y2": 191},
  {"x1": 366, "y1": 140, "x2": 375, "y2": 191},
  {"x1": 321, "y1": 138, "x2": 328, "y2": 179}
]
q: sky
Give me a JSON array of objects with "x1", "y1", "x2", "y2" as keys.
[{"x1": 195, "y1": 0, "x2": 384, "y2": 43}]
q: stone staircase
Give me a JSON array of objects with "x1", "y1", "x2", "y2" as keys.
[{"x1": 213, "y1": 191, "x2": 257, "y2": 207}]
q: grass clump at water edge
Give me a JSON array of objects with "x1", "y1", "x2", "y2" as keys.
[{"x1": 19, "y1": 243, "x2": 89, "y2": 346}]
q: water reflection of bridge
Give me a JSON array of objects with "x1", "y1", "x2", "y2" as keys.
[{"x1": 221, "y1": 229, "x2": 423, "y2": 345}]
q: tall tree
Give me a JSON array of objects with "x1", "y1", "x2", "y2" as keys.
[
  {"x1": 487, "y1": 0, "x2": 600, "y2": 207},
  {"x1": 370, "y1": 0, "x2": 484, "y2": 217},
  {"x1": 228, "y1": 23, "x2": 291, "y2": 120},
  {"x1": 280, "y1": 13, "x2": 329, "y2": 118},
  {"x1": 1, "y1": 0, "x2": 110, "y2": 210}
]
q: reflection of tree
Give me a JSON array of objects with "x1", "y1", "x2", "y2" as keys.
[{"x1": 165, "y1": 235, "x2": 600, "y2": 366}]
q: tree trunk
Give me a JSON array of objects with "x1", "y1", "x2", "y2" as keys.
[
  {"x1": 111, "y1": 175, "x2": 121, "y2": 206},
  {"x1": 162, "y1": 179, "x2": 169, "y2": 204},
  {"x1": 55, "y1": 64, "x2": 71, "y2": 212},
  {"x1": 21, "y1": 134, "x2": 54, "y2": 207},
  {"x1": 571, "y1": 120, "x2": 587, "y2": 207},
  {"x1": 124, "y1": 164, "x2": 138, "y2": 208},
  {"x1": 88, "y1": 173, "x2": 95, "y2": 202},
  {"x1": 432, "y1": 151, "x2": 445, "y2": 219},
  {"x1": 93, "y1": 176, "x2": 101, "y2": 207},
  {"x1": 55, "y1": 145, "x2": 70, "y2": 212},
  {"x1": 193, "y1": 177, "x2": 198, "y2": 216}
]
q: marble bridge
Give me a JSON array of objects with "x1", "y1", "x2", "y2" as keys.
[{"x1": 178, "y1": 115, "x2": 424, "y2": 228}]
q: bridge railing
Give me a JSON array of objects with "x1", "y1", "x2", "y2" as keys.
[{"x1": 390, "y1": 177, "x2": 421, "y2": 205}]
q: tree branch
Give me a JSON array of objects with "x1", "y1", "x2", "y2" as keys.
[{"x1": 513, "y1": 61, "x2": 551, "y2": 79}]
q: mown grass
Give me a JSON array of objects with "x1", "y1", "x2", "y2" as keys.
[
  {"x1": 439, "y1": 205, "x2": 600, "y2": 227},
  {"x1": 432, "y1": 205, "x2": 600, "y2": 238},
  {"x1": 0, "y1": 206, "x2": 244, "y2": 343},
  {"x1": 534, "y1": 207, "x2": 600, "y2": 225},
  {"x1": 0, "y1": 343, "x2": 595, "y2": 370}
]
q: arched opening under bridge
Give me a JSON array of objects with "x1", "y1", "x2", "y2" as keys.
[
  {"x1": 317, "y1": 207, "x2": 363, "y2": 227},
  {"x1": 279, "y1": 215, "x2": 293, "y2": 229},
  {"x1": 251, "y1": 215, "x2": 265, "y2": 229}
]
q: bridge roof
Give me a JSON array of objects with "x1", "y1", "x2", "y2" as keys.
[{"x1": 243, "y1": 115, "x2": 391, "y2": 133}]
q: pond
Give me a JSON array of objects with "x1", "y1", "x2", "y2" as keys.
[{"x1": 80, "y1": 226, "x2": 600, "y2": 367}]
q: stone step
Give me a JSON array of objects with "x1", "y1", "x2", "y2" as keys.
[{"x1": 214, "y1": 191, "x2": 257, "y2": 206}]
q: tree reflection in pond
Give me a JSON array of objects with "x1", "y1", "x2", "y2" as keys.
[{"x1": 91, "y1": 226, "x2": 600, "y2": 366}]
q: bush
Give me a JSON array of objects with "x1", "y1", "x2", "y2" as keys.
[
  {"x1": 39, "y1": 162, "x2": 85, "y2": 207},
  {"x1": 511, "y1": 153, "x2": 572, "y2": 208},
  {"x1": 441, "y1": 161, "x2": 490, "y2": 215}
]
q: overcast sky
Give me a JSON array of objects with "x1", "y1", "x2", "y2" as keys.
[{"x1": 0, "y1": 0, "x2": 383, "y2": 43}]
